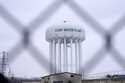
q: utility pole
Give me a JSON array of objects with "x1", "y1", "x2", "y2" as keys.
[{"x1": 0, "y1": 51, "x2": 8, "y2": 75}]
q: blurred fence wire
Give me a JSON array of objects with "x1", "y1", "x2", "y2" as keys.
[{"x1": 0, "y1": 0, "x2": 125, "y2": 76}]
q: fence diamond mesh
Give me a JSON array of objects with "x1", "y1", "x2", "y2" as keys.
[{"x1": 0, "y1": 0, "x2": 125, "y2": 78}]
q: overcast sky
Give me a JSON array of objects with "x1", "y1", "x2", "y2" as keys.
[{"x1": 0, "y1": 0, "x2": 125, "y2": 78}]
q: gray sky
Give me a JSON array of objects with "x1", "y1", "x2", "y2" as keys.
[{"x1": 0, "y1": 0, "x2": 125, "y2": 78}]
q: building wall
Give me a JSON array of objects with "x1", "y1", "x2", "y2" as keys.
[
  {"x1": 16, "y1": 79, "x2": 125, "y2": 83},
  {"x1": 22, "y1": 81, "x2": 40, "y2": 83},
  {"x1": 21, "y1": 79, "x2": 125, "y2": 83},
  {"x1": 20, "y1": 80, "x2": 41, "y2": 83},
  {"x1": 41, "y1": 73, "x2": 82, "y2": 83},
  {"x1": 82, "y1": 79, "x2": 125, "y2": 83},
  {"x1": 10, "y1": 78, "x2": 41, "y2": 83}
]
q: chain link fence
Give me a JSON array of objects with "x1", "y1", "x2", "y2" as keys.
[{"x1": 0, "y1": 0, "x2": 125, "y2": 78}]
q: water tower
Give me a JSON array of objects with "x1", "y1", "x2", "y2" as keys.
[{"x1": 46, "y1": 22, "x2": 85, "y2": 74}]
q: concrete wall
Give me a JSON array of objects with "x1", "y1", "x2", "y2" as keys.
[
  {"x1": 20, "y1": 80, "x2": 41, "y2": 83},
  {"x1": 17, "y1": 79, "x2": 125, "y2": 83},
  {"x1": 82, "y1": 79, "x2": 125, "y2": 83},
  {"x1": 21, "y1": 80, "x2": 125, "y2": 83},
  {"x1": 22, "y1": 82, "x2": 40, "y2": 83},
  {"x1": 21, "y1": 79, "x2": 125, "y2": 83}
]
